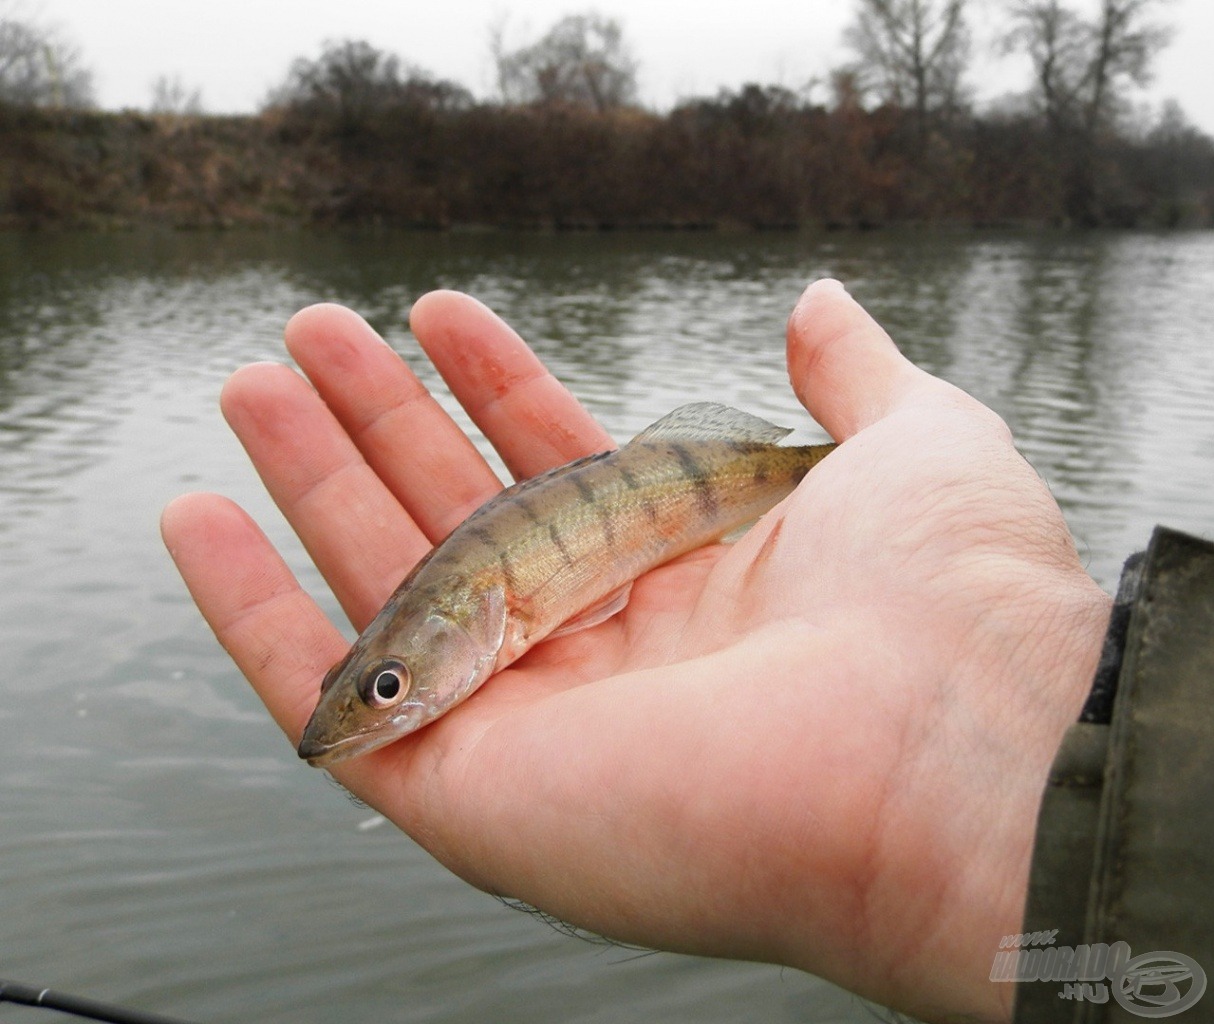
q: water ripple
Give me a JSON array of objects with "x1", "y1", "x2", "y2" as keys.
[{"x1": 2, "y1": 228, "x2": 1213, "y2": 1023}]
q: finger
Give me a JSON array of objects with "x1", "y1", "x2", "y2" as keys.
[
  {"x1": 786, "y1": 279, "x2": 930, "y2": 439},
  {"x1": 220, "y1": 361, "x2": 424, "y2": 631},
  {"x1": 160, "y1": 492, "x2": 345, "y2": 744},
  {"x1": 409, "y1": 291, "x2": 615, "y2": 479},
  {"x1": 284, "y1": 303, "x2": 504, "y2": 542}
]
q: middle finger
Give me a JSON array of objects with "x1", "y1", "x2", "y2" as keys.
[{"x1": 284, "y1": 302, "x2": 505, "y2": 543}]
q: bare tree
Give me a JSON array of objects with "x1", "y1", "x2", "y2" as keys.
[
  {"x1": 150, "y1": 74, "x2": 203, "y2": 116},
  {"x1": 1003, "y1": 0, "x2": 1173, "y2": 222},
  {"x1": 1005, "y1": 0, "x2": 1171, "y2": 135},
  {"x1": 493, "y1": 12, "x2": 638, "y2": 112},
  {"x1": 266, "y1": 39, "x2": 409, "y2": 122},
  {"x1": 265, "y1": 38, "x2": 471, "y2": 125},
  {"x1": 843, "y1": 0, "x2": 970, "y2": 139},
  {"x1": 0, "y1": 1, "x2": 93, "y2": 107},
  {"x1": 1002, "y1": 0, "x2": 1088, "y2": 132},
  {"x1": 1083, "y1": 0, "x2": 1172, "y2": 133}
]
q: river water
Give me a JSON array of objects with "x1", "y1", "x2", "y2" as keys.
[{"x1": 1, "y1": 229, "x2": 1212, "y2": 1022}]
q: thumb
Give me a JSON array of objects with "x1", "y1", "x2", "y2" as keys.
[{"x1": 786, "y1": 279, "x2": 927, "y2": 440}]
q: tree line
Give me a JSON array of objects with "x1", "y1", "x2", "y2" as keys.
[{"x1": 1, "y1": 1, "x2": 1211, "y2": 229}]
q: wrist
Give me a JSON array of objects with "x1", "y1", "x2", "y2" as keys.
[
  {"x1": 1014, "y1": 528, "x2": 1214, "y2": 1022},
  {"x1": 832, "y1": 562, "x2": 1112, "y2": 1022},
  {"x1": 964, "y1": 563, "x2": 1113, "y2": 1022}
]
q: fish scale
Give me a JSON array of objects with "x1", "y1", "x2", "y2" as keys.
[{"x1": 299, "y1": 402, "x2": 835, "y2": 767}]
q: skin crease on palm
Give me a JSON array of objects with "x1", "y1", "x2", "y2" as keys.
[{"x1": 160, "y1": 279, "x2": 1112, "y2": 1024}]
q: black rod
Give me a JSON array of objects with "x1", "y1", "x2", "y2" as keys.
[{"x1": 0, "y1": 978, "x2": 198, "y2": 1024}]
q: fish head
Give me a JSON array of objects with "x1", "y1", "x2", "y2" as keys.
[{"x1": 297, "y1": 586, "x2": 507, "y2": 768}]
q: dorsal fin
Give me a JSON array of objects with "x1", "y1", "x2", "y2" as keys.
[{"x1": 630, "y1": 402, "x2": 792, "y2": 446}]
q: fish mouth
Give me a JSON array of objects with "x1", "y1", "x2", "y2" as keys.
[
  {"x1": 297, "y1": 731, "x2": 369, "y2": 768},
  {"x1": 297, "y1": 703, "x2": 428, "y2": 768},
  {"x1": 297, "y1": 726, "x2": 396, "y2": 768}
]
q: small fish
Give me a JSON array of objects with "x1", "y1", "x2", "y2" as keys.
[{"x1": 298, "y1": 402, "x2": 835, "y2": 767}]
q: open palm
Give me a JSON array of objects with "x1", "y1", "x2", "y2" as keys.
[{"x1": 163, "y1": 281, "x2": 1110, "y2": 1024}]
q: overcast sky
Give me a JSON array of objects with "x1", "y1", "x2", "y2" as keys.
[{"x1": 28, "y1": 0, "x2": 1214, "y2": 134}]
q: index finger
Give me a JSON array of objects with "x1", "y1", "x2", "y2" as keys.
[
  {"x1": 160, "y1": 492, "x2": 343, "y2": 744},
  {"x1": 159, "y1": 491, "x2": 439, "y2": 803}
]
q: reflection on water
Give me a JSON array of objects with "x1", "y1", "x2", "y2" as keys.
[{"x1": 1, "y1": 229, "x2": 1212, "y2": 1023}]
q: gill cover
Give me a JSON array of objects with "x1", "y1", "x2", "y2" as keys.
[{"x1": 298, "y1": 585, "x2": 507, "y2": 766}]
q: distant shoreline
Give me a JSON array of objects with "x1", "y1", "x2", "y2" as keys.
[{"x1": 3, "y1": 100, "x2": 1210, "y2": 232}]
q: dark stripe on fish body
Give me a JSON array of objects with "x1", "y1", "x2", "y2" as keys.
[
  {"x1": 616, "y1": 464, "x2": 641, "y2": 491},
  {"x1": 669, "y1": 443, "x2": 717, "y2": 518},
  {"x1": 548, "y1": 522, "x2": 574, "y2": 564},
  {"x1": 470, "y1": 525, "x2": 497, "y2": 549},
  {"x1": 498, "y1": 550, "x2": 522, "y2": 592},
  {"x1": 571, "y1": 475, "x2": 597, "y2": 506},
  {"x1": 516, "y1": 496, "x2": 546, "y2": 526},
  {"x1": 596, "y1": 503, "x2": 616, "y2": 546}
]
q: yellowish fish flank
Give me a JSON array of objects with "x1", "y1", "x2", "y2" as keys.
[{"x1": 298, "y1": 402, "x2": 835, "y2": 766}]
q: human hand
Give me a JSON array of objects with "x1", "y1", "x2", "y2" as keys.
[{"x1": 161, "y1": 281, "x2": 1111, "y2": 1024}]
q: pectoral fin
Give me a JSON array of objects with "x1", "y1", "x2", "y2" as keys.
[
  {"x1": 720, "y1": 518, "x2": 758, "y2": 543},
  {"x1": 548, "y1": 583, "x2": 633, "y2": 639}
]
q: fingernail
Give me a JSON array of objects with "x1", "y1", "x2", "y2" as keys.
[{"x1": 809, "y1": 277, "x2": 847, "y2": 294}]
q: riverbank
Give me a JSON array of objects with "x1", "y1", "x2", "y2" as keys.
[{"x1": 2, "y1": 98, "x2": 1211, "y2": 231}]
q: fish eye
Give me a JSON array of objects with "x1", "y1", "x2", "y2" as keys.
[{"x1": 359, "y1": 659, "x2": 411, "y2": 709}]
